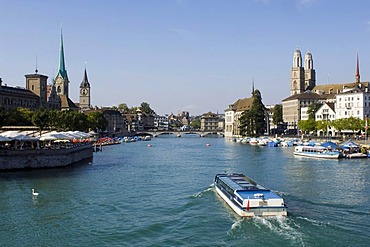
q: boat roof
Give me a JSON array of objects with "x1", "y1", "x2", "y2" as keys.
[
  {"x1": 216, "y1": 174, "x2": 283, "y2": 200},
  {"x1": 217, "y1": 174, "x2": 269, "y2": 191},
  {"x1": 236, "y1": 190, "x2": 282, "y2": 200}
]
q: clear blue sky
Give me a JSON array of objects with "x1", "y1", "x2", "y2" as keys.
[{"x1": 1, "y1": 0, "x2": 370, "y2": 115}]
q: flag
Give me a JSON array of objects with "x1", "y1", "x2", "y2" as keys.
[{"x1": 246, "y1": 199, "x2": 250, "y2": 211}]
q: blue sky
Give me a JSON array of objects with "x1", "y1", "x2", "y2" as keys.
[{"x1": 1, "y1": 0, "x2": 370, "y2": 115}]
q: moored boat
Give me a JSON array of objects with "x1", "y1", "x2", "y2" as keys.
[
  {"x1": 214, "y1": 173, "x2": 287, "y2": 217},
  {"x1": 249, "y1": 138, "x2": 258, "y2": 145},
  {"x1": 293, "y1": 145, "x2": 341, "y2": 159}
]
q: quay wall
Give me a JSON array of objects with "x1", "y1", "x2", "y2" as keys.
[{"x1": 0, "y1": 144, "x2": 93, "y2": 170}]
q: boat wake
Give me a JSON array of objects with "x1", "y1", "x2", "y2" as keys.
[
  {"x1": 296, "y1": 216, "x2": 328, "y2": 227},
  {"x1": 228, "y1": 217, "x2": 305, "y2": 246},
  {"x1": 191, "y1": 185, "x2": 214, "y2": 198}
]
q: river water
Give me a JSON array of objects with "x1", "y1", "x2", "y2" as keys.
[{"x1": 1, "y1": 136, "x2": 369, "y2": 246}]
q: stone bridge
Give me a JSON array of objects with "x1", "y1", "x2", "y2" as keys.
[{"x1": 135, "y1": 130, "x2": 224, "y2": 138}]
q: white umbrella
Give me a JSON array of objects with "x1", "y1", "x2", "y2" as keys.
[
  {"x1": 41, "y1": 131, "x2": 72, "y2": 140},
  {"x1": 1, "y1": 131, "x2": 38, "y2": 141},
  {"x1": 0, "y1": 135, "x2": 11, "y2": 142},
  {"x1": 39, "y1": 135, "x2": 57, "y2": 141}
]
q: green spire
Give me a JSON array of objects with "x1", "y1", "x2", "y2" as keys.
[{"x1": 58, "y1": 27, "x2": 67, "y2": 79}]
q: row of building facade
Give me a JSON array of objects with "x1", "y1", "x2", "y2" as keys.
[
  {"x1": 1, "y1": 29, "x2": 228, "y2": 136},
  {"x1": 224, "y1": 48, "x2": 369, "y2": 137},
  {"x1": 2, "y1": 36, "x2": 368, "y2": 137}
]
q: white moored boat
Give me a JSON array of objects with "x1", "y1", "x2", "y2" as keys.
[
  {"x1": 294, "y1": 145, "x2": 341, "y2": 159},
  {"x1": 214, "y1": 173, "x2": 287, "y2": 217}
]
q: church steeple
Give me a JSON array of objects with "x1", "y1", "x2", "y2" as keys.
[
  {"x1": 58, "y1": 27, "x2": 67, "y2": 80},
  {"x1": 252, "y1": 77, "x2": 255, "y2": 94},
  {"x1": 304, "y1": 50, "x2": 316, "y2": 90},
  {"x1": 54, "y1": 27, "x2": 70, "y2": 97},
  {"x1": 79, "y1": 65, "x2": 91, "y2": 110},
  {"x1": 290, "y1": 48, "x2": 305, "y2": 95},
  {"x1": 355, "y1": 53, "x2": 360, "y2": 83},
  {"x1": 80, "y1": 66, "x2": 90, "y2": 88}
]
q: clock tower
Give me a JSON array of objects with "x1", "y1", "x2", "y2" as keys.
[{"x1": 79, "y1": 67, "x2": 91, "y2": 110}]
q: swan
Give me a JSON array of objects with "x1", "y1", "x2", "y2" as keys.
[{"x1": 32, "y1": 189, "x2": 39, "y2": 196}]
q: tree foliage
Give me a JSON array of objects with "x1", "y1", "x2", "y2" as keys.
[
  {"x1": 190, "y1": 119, "x2": 201, "y2": 129},
  {"x1": 118, "y1": 103, "x2": 129, "y2": 113},
  {"x1": 1, "y1": 107, "x2": 108, "y2": 132},
  {"x1": 87, "y1": 111, "x2": 108, "y2": 131},
  {"x1": 307, "y1": 102, "x2": 322, "y2": 120},
  {"x1": 239, "y1": 90, "x2": 266, "y2": 136},
  {"x1": 32, "y1": 108, "x2": 49, "y2": 135},
  {"x1": 272, "y1": 104, "x2": 283, "y2": 125},
  {"x1": 297, "y1": 118, "x2": 316, "y2": 133},
  {"x1": 140, "y1": 102, "x2": 156, "y2": 115}
]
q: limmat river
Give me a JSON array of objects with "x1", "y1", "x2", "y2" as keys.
[{"x1": 1, "y1": 136, "x2": 369, "y2": 246}]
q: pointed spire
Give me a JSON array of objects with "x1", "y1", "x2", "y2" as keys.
[
  {"x1": 58, "y1": 26, "x2": 67, "y2": 79},
  {"x1": 80, "y1": 64, "x2": 90, "y2": 88},
  {"x1": 355, "y1": 53, "x2": 360, "y2": 83},
  {"x1": 252, "y1": 77, "x2": 255, "y2": 94}
]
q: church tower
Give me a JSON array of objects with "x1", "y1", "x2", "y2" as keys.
[
  {"x1": 304, "y1": 51, "x2": 316, "y2": 90},
  {"x1": 79, "y1": 66, "x2": 91, "y2": 110},
  {"x1": 54, "y1": 28, "x2": 70, "y2": 97},
  {"x1": 290, "y1": 48, "x2": 305, "y2": 95},
  {"x1": 355, "y1": 53, "x2": 360, "y2": 83},
  {"x1": 25, "y1": 70, "x2": 48, "y2": 108}
]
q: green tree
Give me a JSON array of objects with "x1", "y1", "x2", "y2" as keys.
[
  {"x1": 140, "y1": 102, "x2": 156, "y2": 115},
  {"x1": 2, "y1": 108, "x2": 31, "y2": 126},
  {"x1": 17, "y1": 107, "x2": 34, "y2": 125},
  {"x1": 272, "y1": 104, "x2": 283, "y2": 125},
  {"x1": 297, "y1": 118, "x2": 316, "y2": 133},
  {"x1": 332, "y1": 118, "x2": 347, "y2": 135},
  {"x1": 118, "y1": 103, "x2": 129, "y2": 113},
  {"x1": 0, "y1": 108, "x2": 6, "y2": 127},
  {"x1": 347, "y1": 117, "x2": 363, "y2": 134},
  {"x1": 48, "y1": 109, "x2": 59, "y2": 130},
  {"x1": 87, "y1": 111, "x2": 107, "y2": 131},
  {"x1": 68, "y1": 111, "x2": 89, "y2": 131},
  {"x1": 239, "y1": 110, "x2": 252, "y2": 136},
  {"x1": 307, "y1": 102, "x2": 322, "y2": 120},
  {"x1": 239, "y1": 90, "x2": 266, "y2": 136},
  {"x1": 32, "y1": 108, "x2": 49, "y2": 135},
  {"x1": 190, "y1": 119, "x2": 201, "y2": 129}
]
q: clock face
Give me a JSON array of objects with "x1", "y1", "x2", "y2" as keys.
[{"x1": 81, "y1": 88, "x2": 88, "y2": 95}]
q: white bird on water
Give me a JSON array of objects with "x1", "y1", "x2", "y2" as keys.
[{"x1": 32, "y1": 189, "x2": 39, "y2": 196}]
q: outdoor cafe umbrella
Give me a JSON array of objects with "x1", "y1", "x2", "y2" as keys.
[{"x1": 0, "y1": 135, "x2": 11, "y2": 142}]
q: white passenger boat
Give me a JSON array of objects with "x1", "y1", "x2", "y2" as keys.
[
  {"x1": 293, "y1": 145, "x2": 341, "y2": 159},
  {"x1": 214, "y1": 173, "x2": 287, "y2": 217}
]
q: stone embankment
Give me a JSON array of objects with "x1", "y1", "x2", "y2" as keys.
[{"x1": 0, "y1": 143, "x2": 93, "y2": 170}]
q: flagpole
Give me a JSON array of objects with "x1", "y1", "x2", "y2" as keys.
[{"x1": 366, "y1": 115, "x2": 368, "y2": 145}]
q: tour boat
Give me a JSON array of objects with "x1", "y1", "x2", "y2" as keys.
[
  {"x1": 294, "y1": 145, "x2": 341, "y2": 159},
  {"x1": 214, "y1": 173, "x2": 287, "y2": 217}
]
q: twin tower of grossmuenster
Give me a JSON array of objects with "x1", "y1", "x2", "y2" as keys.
[
  {"x1": 290, "y1": 48, "x2": 316, "y2": 96},
  {"x1": 289, "y1": 48, "x2": 361, "y2": 97}
]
